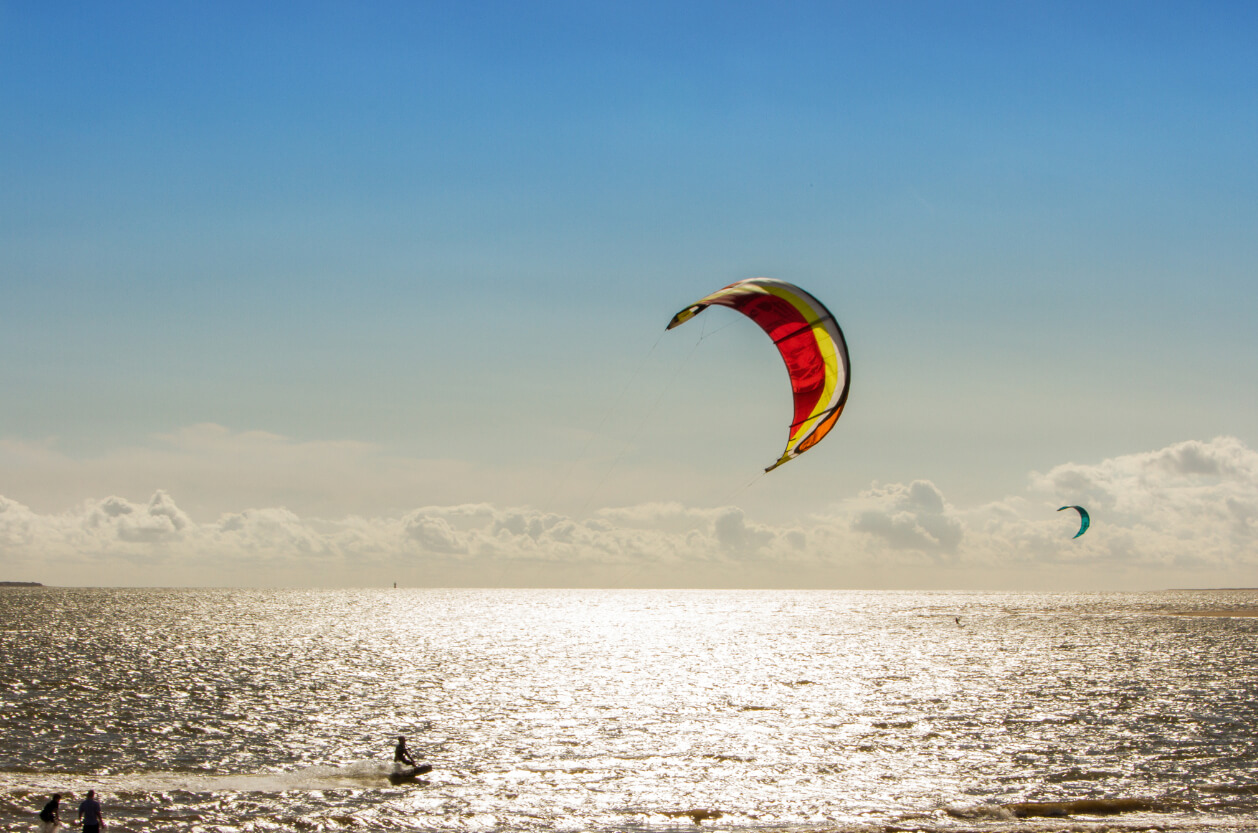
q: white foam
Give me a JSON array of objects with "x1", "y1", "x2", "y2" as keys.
[{"x1": 0, "y1": 760, "x2": 405, "y2": 795}]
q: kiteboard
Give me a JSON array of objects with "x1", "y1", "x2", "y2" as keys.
[{"x1": 387, "y1": 763, "x2": 432, "y2": 785}]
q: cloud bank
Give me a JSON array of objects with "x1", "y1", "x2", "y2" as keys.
[{"x1": 3, "y1": 436, "x2": 1258, "y2": 589}]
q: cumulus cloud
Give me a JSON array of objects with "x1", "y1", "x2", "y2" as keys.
[
  {"x1": 0, "y1": 493, "x2": 810, "y2": 584},
  {"x1": 1019, "y1": 436, "x2": 1258, "y2": 568},
  {"x1": 712, "y1": 507, "x2": 774, "y2": 555},
  {"x1": 0, "y1": 496, "x2": 38, "y2": 549},
  {"x1": 404, "y1": 514, "x2": 466, "y2": 555},
  {"x1": 214, "y1": 507, "x2": 334, "y2": 559},
  {"x1": 851, "y1": 480, "x2": 963, "y2": 553},
  {"x1": 2, "y1": 436, "x2": 1258, "y2": 588}
]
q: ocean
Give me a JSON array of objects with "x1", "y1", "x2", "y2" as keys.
[{"x1": 1, "y1": 588, "x2": 1256, "y2": 832}]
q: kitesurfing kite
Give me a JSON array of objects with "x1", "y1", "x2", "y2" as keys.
[
  {"x1": 667, "y1": 277, "x2": 850, "y2": 472},
  {"x1": 1058, "y1": 505, "x2": 1090, "y2": 538}
]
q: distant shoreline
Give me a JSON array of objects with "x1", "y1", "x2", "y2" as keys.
[
  {"x1": 0, "y1": 581, "x2": 43, "y2": 587},
  {"x1": 1173, "y1": 609, "x2": 1258, "y2": 617}
]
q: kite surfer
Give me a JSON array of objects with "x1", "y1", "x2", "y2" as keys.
[
  {"x1": 394, "y1": 736, "x2": 417, "y2": 767},
  {"x1": 388, "y1": 736, "x2": 433, "y2": 784}
]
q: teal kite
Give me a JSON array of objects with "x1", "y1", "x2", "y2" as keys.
[{"x1": 1058, "y1": 505, "x2": 1090, "y2": 539}]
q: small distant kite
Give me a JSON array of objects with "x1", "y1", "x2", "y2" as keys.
[
  {"x1": 667, "y1": 277, "x2": 850, "y2": 472},
  {"x1": 1058, "y1": 505, "x2": 1090, "y2": 539}
]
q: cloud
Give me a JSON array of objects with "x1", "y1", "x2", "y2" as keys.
[
  {"x1": 850, "y1": 480, "x2": 963, "y2": 553},
  {"x1": 1030, "y1": 436, "x2": 1257, "y2": 514},
  {"x1": 0, "y1": 496, "x2": 38, "y2": 549},
  {"x1": 404, "y1": 514, "x2": 467, "y2": 555},
  {"x1": 2, "y1": 436, "x2": 1258, "y2": 588},
  {"x1": 214, "y1": 507, "x2": 335, "y2": 560},
  {"x1": 1019, "y1": 436, "x2": 1258, "y2": 568},
  {"x1": 712, "y1": 507, "x2": 774, "y2": 555}
]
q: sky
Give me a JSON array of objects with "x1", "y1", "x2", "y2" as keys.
[{"x1": 2, "y1": 1, "x2": 1257, "y2": 589}]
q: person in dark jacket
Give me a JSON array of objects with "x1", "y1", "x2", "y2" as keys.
[{"x1": 38, "y1": 793, "x2": 61, "y2": 833}]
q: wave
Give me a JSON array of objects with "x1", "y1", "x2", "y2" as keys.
[
  {"x1": 0, "y1": 760, "x2": 418, "y2": 794},
  {"x1": 947, "y1": 797, "x2": 1164, "y2": 820}
]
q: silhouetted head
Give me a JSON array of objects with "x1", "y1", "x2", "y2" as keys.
[{"x1": 86, "y1": 791, "x2": 95, "y2": 799}]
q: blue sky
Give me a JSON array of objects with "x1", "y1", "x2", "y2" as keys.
[{"x1": 3, "y1": 2, "x2": 1257, "y2": 588}]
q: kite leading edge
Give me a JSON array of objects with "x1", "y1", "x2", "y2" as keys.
[{"x1": 667, "y1": 277, "x2": 851, "y2": 472}]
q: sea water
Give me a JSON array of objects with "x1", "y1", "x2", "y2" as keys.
[{"x1": 1, "y1": 588, "x2": 1257, "y2": 832}]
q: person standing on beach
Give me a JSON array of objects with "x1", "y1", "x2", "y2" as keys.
[
  {"x1": 38, "y1": 793, "x2": 61, "y2": 833},
  {"x1": 77, "y1": 790, "x2": 103, "y2": 833}
]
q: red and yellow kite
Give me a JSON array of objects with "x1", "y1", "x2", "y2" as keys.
[{"x1": 667, "y1": 278, "x2": 851, "y2": 472}]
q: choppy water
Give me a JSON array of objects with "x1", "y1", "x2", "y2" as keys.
[{"x1": 2, "y1": 588, "x2": 1257, "y2": 832}]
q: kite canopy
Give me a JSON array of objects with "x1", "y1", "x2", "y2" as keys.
[
  {"x1": 667, "y1": 277, "x2": 850, "y2": 472},
  {"x1": 1058, "y1": 505, "x2": 1091, "y2": 538}
]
